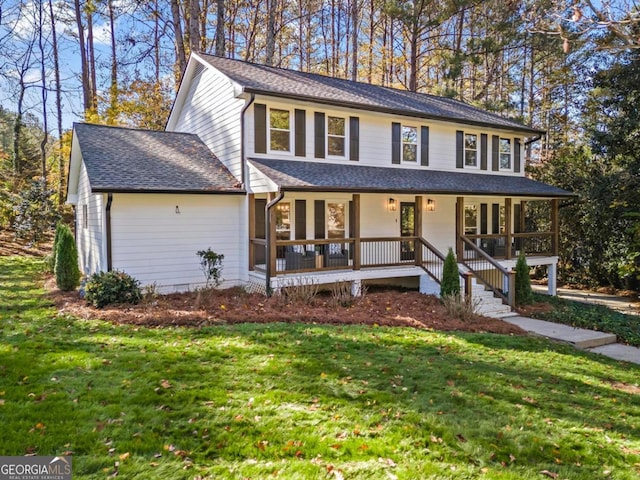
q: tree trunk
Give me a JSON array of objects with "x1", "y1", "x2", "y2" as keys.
[
  {"x1": 38, "y1": 0, "x2": 48, "y2": 181},
  {"x1": 171, "y1": 0, "x2": 187, "y2": 81},
  {"x1": 350, "y1": 0, "x2": 358, "y2": 81},
  {"x1": 73, "y1": 0, "x2": 91, "y2": 113},
  {"x1": 107, "y1": 0, "x2": 118, "y2": 123},
  {"x1": 215, "y1": 0, "x2": 225, "y2": 56},
  {"x1": 265, "y1": 0, "x2": 277, "y2": 66},
  {"x1": 86, "y1": 1, "x2": 97, "y2": 113},
  {"x1": 189, "y1": 0, "x2": 201, "y2": 53},
  {"x1": 49, "y1": 0, "x2": 64, "y2": 203}
]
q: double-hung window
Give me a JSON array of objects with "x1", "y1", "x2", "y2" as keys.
[
  {"x1": 499, "y1": 138, "x2": 512, "y2": 169},
  {"x1": 464, "y1": 133, "x2": 478, "y2": 167},
  {"x1": 402, "y1": 126, "x2": 418, "y2": 162},
  {"x1": 269, "y1": 108, "x2": 291, "y2": 152},
  {"x1": 327, "y1": 116, "x2": 346, "y2": 157}
]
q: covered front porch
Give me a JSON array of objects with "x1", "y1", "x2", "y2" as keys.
[
  {"x1": 248, "y1": 191, "x2": 561, "y2": 304},
  {"x1": 246, "y1": 158, "x2": 572, "y2": 306}
]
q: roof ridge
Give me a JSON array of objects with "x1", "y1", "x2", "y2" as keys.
[
  {"x1": 195, "y1": 53, "x2": 533, "y2": 130},
  {"x1": 73, "y1": 122, "x2": 199, "y2": 137}
]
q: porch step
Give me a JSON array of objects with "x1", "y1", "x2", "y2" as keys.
[{"x1": 473, "y1": 293, "x2": 513, "y2": 318}]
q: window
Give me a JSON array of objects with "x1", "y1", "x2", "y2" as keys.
[
  {"x1": 464, "y1": 204, "x2": 478, "y2": 236},
  {"x1": 83, "y1": 204, "x2": 88, "y2": 229},
  {"x1": 402, "y1": 125, "x2": 418, "y2": 162},
  {"x1": 499, "y1": 138, "x2": 512, "y2": 169},
  {"x1": 270, "y1": 108, "x2": 290, "y2": 152},
  {"x1": 327, "y1": 116, "x2": 346, "y2": 156},
  {"x1": 465, "y1": 134, "x2": 478, "y2": 166},
  {"x1": 327, "y1": 202, "x2": 345, "y2": 239},
  {"x1": 275, "y1": 202, "x2": 291, "y2": 240}
]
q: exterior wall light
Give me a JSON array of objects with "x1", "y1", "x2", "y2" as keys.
[
  {"x1": 175, "y1": 205, "x2": 181, "y2": 214},
  {"x1": 427, "y1": 198, "x2": 435, "y2": 212},
  {"x1": 388, "y1": 198, "x2": 397, "y2": 212}
]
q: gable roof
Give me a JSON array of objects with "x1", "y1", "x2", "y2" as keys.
[
  {"x1": 249, "y1": 158, "x2": 573, "y2": 198},
  {"x1": 72, "y1": 123, "x2": 243, "y2": 194},
  {"x1": 196, "y1": 53, "x2": 543, "y2": 135}
]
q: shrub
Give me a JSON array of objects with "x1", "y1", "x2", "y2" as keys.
[
  {"x1": 440, "y1": 248, "x2": 460, "y2": 297},
  {"x1": 515, "y1": 252, "x2": 534, "y2": 306},
  {"x1": 441, "y1": 293, "x2": 480, "y2": 321},
  {"x1": 85, "y1": 270, "x2": 142, "y2": 308},
  {"x1": 48, "y1": 222, "x2": 65, "y2": 272},
  {"x1": 54, "y1": 224, "x2": 80, "y2": 291},
  {"x1": 196, "y1": 248, "x2": 224, "y2": 287},
  {"x1": 12, "y1": 178, "x2": 59, "y2": 244},
  {"x1": 277, "y1": 277, "x2": 320, "y2": 305}
]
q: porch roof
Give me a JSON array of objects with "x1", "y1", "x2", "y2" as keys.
[{"x1": 249, "y1": 158, "x2": 573, "y2": 198}]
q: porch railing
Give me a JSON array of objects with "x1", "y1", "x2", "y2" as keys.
[
  {"x1": 251, "y1": 236, "x2": 471, "y2": 298},
  {"x1": 462, "y1": 232, "x2": 555, "y2": 259},
  {"x1": 460, "y1": 236, "x2": 515, "y2": 307}
]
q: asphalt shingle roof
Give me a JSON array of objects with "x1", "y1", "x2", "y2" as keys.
[
  {"x1": 197, "y1": 54, "x2": 542, "y2": 135},
  {"x1": 73, "y1": 123, "x2": 243, "y2": 193},
  {"x1": 249, "y1": 158, "x2": 573, "y2": 198}
]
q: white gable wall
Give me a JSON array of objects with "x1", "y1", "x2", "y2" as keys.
[
  {"x1": 110, "y1": 193, "x2": 244, "y2": 292},
  {"x1": 169, "y1": 64, "x2": 245, "y2": 182},
  {"x1": 76, "y1": 162, "x2": 106, "y2": 276}
]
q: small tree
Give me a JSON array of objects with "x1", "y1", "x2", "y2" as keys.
[
  {"x1": 515, "y1": 251, "x2": 533, "y2": 306},
  {"x1": 196, "y1": 248, "x2": 224, "y2": 287},
  {"x1": 54, "y1": 224, "x2": 80, "y2": 291},
  {"x1": 12, "y1": 178, "x2": 59, "y2": 244},
  {"x1": 440, "y1": 248, "x2": 460, "y2": 297},
  {"x1": 48, "y1": 221, "x2": 64, "y2": 272}
]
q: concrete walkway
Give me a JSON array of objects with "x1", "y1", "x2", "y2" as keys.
[
  {"x1": 503, "y1": 315, "x2": 640, "y2": 365},
  {"x1": 532, "y1": 285, "x2": 640, "y2": 316}
]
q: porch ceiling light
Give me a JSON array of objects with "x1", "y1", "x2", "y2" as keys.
[
  {"x1": 388, "y1": 198, "x2": 397, "y2": 211},
  {"x1": 427, "y1": 198, "x2": 435, "y2": 212}
]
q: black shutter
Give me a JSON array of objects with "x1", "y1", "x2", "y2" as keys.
[
  {"x1": 480, "y1": 204, "x2": 488, "y2": 235},
  {"x1": 255, "y1": 199, "x2": 267, "y2": 239},
  {"x1": 314, "y1": 200, "x2": 325, "y2": 239},
  {"x1": 254, "y1": 103, "x2": 267, "y2": 154},
  {"x1": 295, "y1": 109, "x2": 306, "y2": 157},
  {"x1": 295, "y1": 200, "x2": 306, "y2": 240},
  {"x1": 492, "y1": 135, "x2": 499, "y2": 171},
  {"x1": 314, "y1": 112, "x2": 325, "y2": 158},
  {"x1": 492, "y1": 204, "x2": 500, "y2": 234},
  {"x1": 348, "y1": 201, "x2": 354, "y2": 238},
  {"x1": 456, "y1": 130, "x2": 464, "y2": 168},
  {"x1": 420, "y1": 126, "x2": 429, "y2": 166},
  {"x1": 349, "y1": 116, "x2": 359, "y2": 161},
  {"x1": 514, "y1": 138, "x2": 521, "y2": 173},
  {"x1": 392, "y1": 122, "x2": 401, "y2": 164},
  {"x1": 480, "y1": 133, "x2": 488, "y2": 170},
  {"x1": 514, "y1": 204, "x2": 522, "y2": 233}
]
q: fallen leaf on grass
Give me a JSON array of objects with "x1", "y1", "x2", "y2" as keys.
[
  {"x1": 119, "y1": 452, "x2": 130, "y2": 461},
  {"x1": 540, "y1": 470, "x2": 558, "y2": 479}
]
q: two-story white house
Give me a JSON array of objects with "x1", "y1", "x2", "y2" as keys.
[{"x1": 67, "y1": 53, "x2": 572, "y2": 316}]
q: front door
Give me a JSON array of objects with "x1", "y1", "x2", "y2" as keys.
[{"x1": 400, "y1": 202, "x2": 415, "y2": 261}]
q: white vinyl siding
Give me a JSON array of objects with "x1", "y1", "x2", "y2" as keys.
[
  {"x1": 75, "y1": 162, "x2": 106, "y2": 276},
  {"x1": 110, "y1": 193, "x2": 244, "y2": 292},
  {"x1": 170, "y1": 64, "x2": 245, "y2": 181}
]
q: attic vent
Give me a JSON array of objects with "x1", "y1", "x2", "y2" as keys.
[{"x1": 192, "y1": 62, "x2": 205, "y2": 80}]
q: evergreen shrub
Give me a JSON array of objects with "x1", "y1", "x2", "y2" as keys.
[
  {"x1": 54, "y1": 224, "x2": 80, "y2": 291},
  {"x1": 440, "y1": 248, "x2": 461, "y2": 297},
  {"x1": 85, "y1": 270, "x2": 142, "y2": 308},
  {"x1": 515, "y1": 252, "x2": 534, "y2": 306}
]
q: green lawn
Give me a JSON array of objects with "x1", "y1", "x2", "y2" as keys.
[{"x1": 1, "y1": 256, "x2": 640, "y2": 479}]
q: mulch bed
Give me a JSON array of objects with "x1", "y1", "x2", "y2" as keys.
[{"x1": 49, "y1": 283, "x2": 525, "y2": 335}]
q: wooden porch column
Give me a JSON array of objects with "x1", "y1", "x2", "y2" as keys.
[
  {"x1": 353, "y1": 194, "x2": 361, "y2": 270},
  {"x1": 455, "y1": 196, "x2": 464, "y2": 260},
  {"x1": 414, "y1": 195, "x2": 423, "y2": 265},
  {"x1": 267, "y1": 192, "x2": 277, "y2": 276},
  {"x1": 551, "y1": 198, "x2": 559, "y2": 256},
  {"x1": 505, "y1": 198, "x2": 512, "y2": 259},
  {"x1": 248, "y1": 194, "x2": 255, "y2": 271}
]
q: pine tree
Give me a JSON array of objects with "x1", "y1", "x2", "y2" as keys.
[
  {"x1": 440, "y1": 248, "x2": 460, "y2": 297},
  {"x1": 515, "y1": 251, "x2": 533, "y2": 305},
  {"x1": 55, "y1": 224, "x2": 80, "y2": 291}
]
